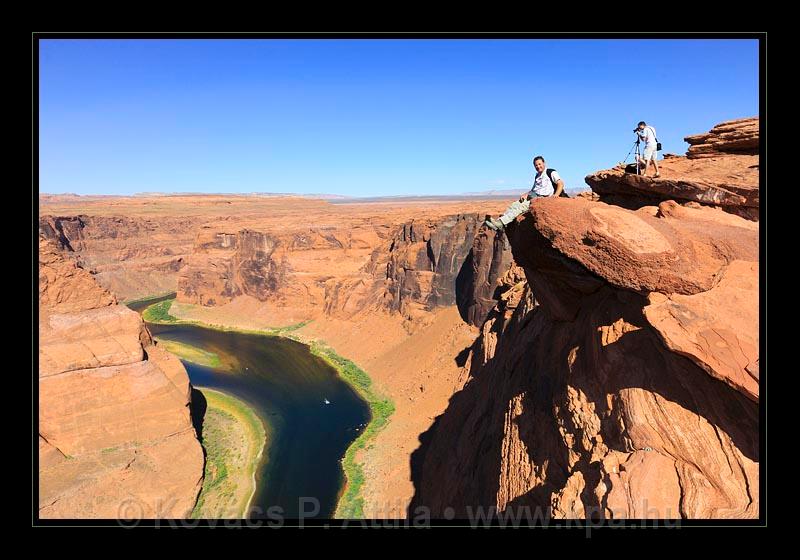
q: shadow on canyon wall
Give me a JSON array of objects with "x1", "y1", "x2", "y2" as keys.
[
  {"x1": 408, "y1": 285, "x2": 759, "y2": 518},
  {"x1": 190, "y1": 388, "x2": 208, "y2": 442}
]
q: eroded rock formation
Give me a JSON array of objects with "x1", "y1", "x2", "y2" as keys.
[
  {"x1": 685, "y1": 117, "x2": 759, "y2": 159},
  {"x1": 382, "y1": 214, "x2": 486, "y2": 320},
  {"x1": 410, "y1": 119, "x2": 760, "y2": 520},
  {"x1": 455, "y1": 228, "x2": 514, "y2": 327},
  {"x1": 38, "y1": 237, "x2": 204, "y2": 519},
  {"x1": 585, "y1": 118, "x2": 760, "y2": 221}
]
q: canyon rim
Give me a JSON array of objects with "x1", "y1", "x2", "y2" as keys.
[{"x1": 37, "y1": 117, "x2": 762, "y2": 522}]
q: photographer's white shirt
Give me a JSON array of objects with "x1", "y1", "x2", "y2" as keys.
[
  {"x1": 531, "y1": 170, "x2": 561, "y2": 197},
  {"x1": 640, "y1": 126, "x2": 657, "y2": 148}
]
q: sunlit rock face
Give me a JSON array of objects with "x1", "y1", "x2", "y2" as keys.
[
  {"x1": 410, "y1": 118, "x2": 760, "y2": 520},
  {"x1": 38, "y1": 236, "x2": 204, "y2": 519}
]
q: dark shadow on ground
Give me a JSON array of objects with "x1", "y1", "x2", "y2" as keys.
[
  {"x1": 190, "y1": 387, "x2": 208, "y2": 441},
  {"x1": 454, "y1": 346, "x2": 472, "y2": 368}
]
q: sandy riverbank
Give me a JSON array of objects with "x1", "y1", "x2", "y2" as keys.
[
  {"x1": 154, "y1": 339, "x2": 222, "y2": 369},
  {"x1": 190, "y1": 387, "x2": 268, "y2": 519}
]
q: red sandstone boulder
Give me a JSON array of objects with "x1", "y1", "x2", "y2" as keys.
[
  {"x1": 524, "y1": 197, "x2": 758, "y2": 296},
  {"x1": 644, "y1": 260, "x2": 759, "y2": 403},
  {"x1": 515, "y1": 197, "x2": 759, "y2": 404}
]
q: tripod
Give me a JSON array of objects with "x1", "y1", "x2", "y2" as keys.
[{"x1": 622, "y1": 138, "x2": 643, "y2": 175}]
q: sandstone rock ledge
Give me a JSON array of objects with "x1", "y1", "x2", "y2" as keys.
[
  {"x1": 38, "y1": 237, "x2": 204, "y2": 519},
  {"x1": 685, "y1": 117, "x2": 759, "y2": 159},
  {"x1": 585, "y1": 117, "x2": 760, "y2": 221}
]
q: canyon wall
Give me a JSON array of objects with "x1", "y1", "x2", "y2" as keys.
[
  {"x1": 379, "y1": 214, "x2": 488, "y2": 320},
  {"x1": 36, "y1": 117, "x2": 760, "y2": 521},
  {"x1": 176, "y1": 213, "x2": 489, "y2": 324},
  {"x1": 176, "y1": 224, "x2": 380, "y2": 312},
  {"x1": 456, "y1": 228, "x2": 513, "y2": 327},
  {"x1": 39, "y1": 215, "x2": 194, "y2": 301},
  {"x1": 409, "y1": 118, "x2": 760, "y2": 519},
  {"x1": 38, "y1": 236, "x2": 204, "y2": 518}
]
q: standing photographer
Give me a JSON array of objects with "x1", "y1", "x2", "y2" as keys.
[{"x1": 636, "y1": 121, "x2": 661, "y2": 178}]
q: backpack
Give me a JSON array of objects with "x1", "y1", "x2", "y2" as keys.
[{"x1": 545, "y1": 168, "x2": 570, "y2": 198}]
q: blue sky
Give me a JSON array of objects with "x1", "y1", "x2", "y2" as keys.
[{"x1": 38, "y1": 38, "x2": 759, "y2": 196}]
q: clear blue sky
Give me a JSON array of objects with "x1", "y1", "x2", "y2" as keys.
[{"x1": 39, "y1": 38, "x2": 759, "y2": 196}]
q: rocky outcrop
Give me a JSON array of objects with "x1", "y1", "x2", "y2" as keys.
[
  {"x1": 526, "y1": 199, "x2": 758, "y2": 301},
  {"x1": 411, "y1": 152, "x2": 759, "y2": 519},
  {"x1": 39, "y1": 236, "x2": 117, "y2": 313},
  {"x1": 455, "y1": 228, "x2": 514, "y2": 327},
  {"x1": 522, "y1": 198, "x2": 759, "y2": 401},
  {"x1": 38, "y1": 237, "x2": 204, "y2": 519},
  {"x1": 643, "y1": 261, "x2": 759, "y2": 403},
  {"x1": 585, "y1": 118, "x2": 759, "y2": 221},
  {"x1": 382, "y1": 214, "x2": 486, "y2": 320},
  {"x1": 39, "y1": 216, "x2": 87, "y2": 252},
  {"x1": 685, "y1": 117, "x2": 759, "y2": 159}
]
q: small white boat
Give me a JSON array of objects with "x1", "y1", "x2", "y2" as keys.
[{"x1": 324, "y1": 399, "x2": 331, "y2": 405}]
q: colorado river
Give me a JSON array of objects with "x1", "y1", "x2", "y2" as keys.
[{"x1": 128, "y1": 297, "x2": 370, "y2": 519}]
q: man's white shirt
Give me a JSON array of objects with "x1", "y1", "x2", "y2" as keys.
[
  {"x1": 531, "y1": 170, "x2": 561, "y2": 197},
  {"x1": 640, "y1": 126, "x2": 657, "y2": 148}
]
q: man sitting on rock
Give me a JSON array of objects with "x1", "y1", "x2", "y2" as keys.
[{"x1": 485, "y1": 155, "x2": 565, "y2": 231}]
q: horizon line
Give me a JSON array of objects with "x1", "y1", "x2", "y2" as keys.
[{"x1": 39, "y1": 187, "x2": 588, "y2": 199}]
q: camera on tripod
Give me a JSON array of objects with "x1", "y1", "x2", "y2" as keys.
[{"x1": 620, "y1": 127, "x2": 645, "y2": 175}]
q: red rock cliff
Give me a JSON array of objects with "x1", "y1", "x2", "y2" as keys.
[
  {"x1": 176, "y1": 214, "x2": 489, "y2": 323},
  {"x1": 455, "y1": 228, "x2": 513, "y2": 327},
  {"x1": 39, "y1": 215, "x2": 193, "y2": 301},
  {"x1": 410, "y1": 120, "x2": 760, "y2": 520},
  {"x1": 38, "y1": 236, "x2": 204, "y2": 519}
]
